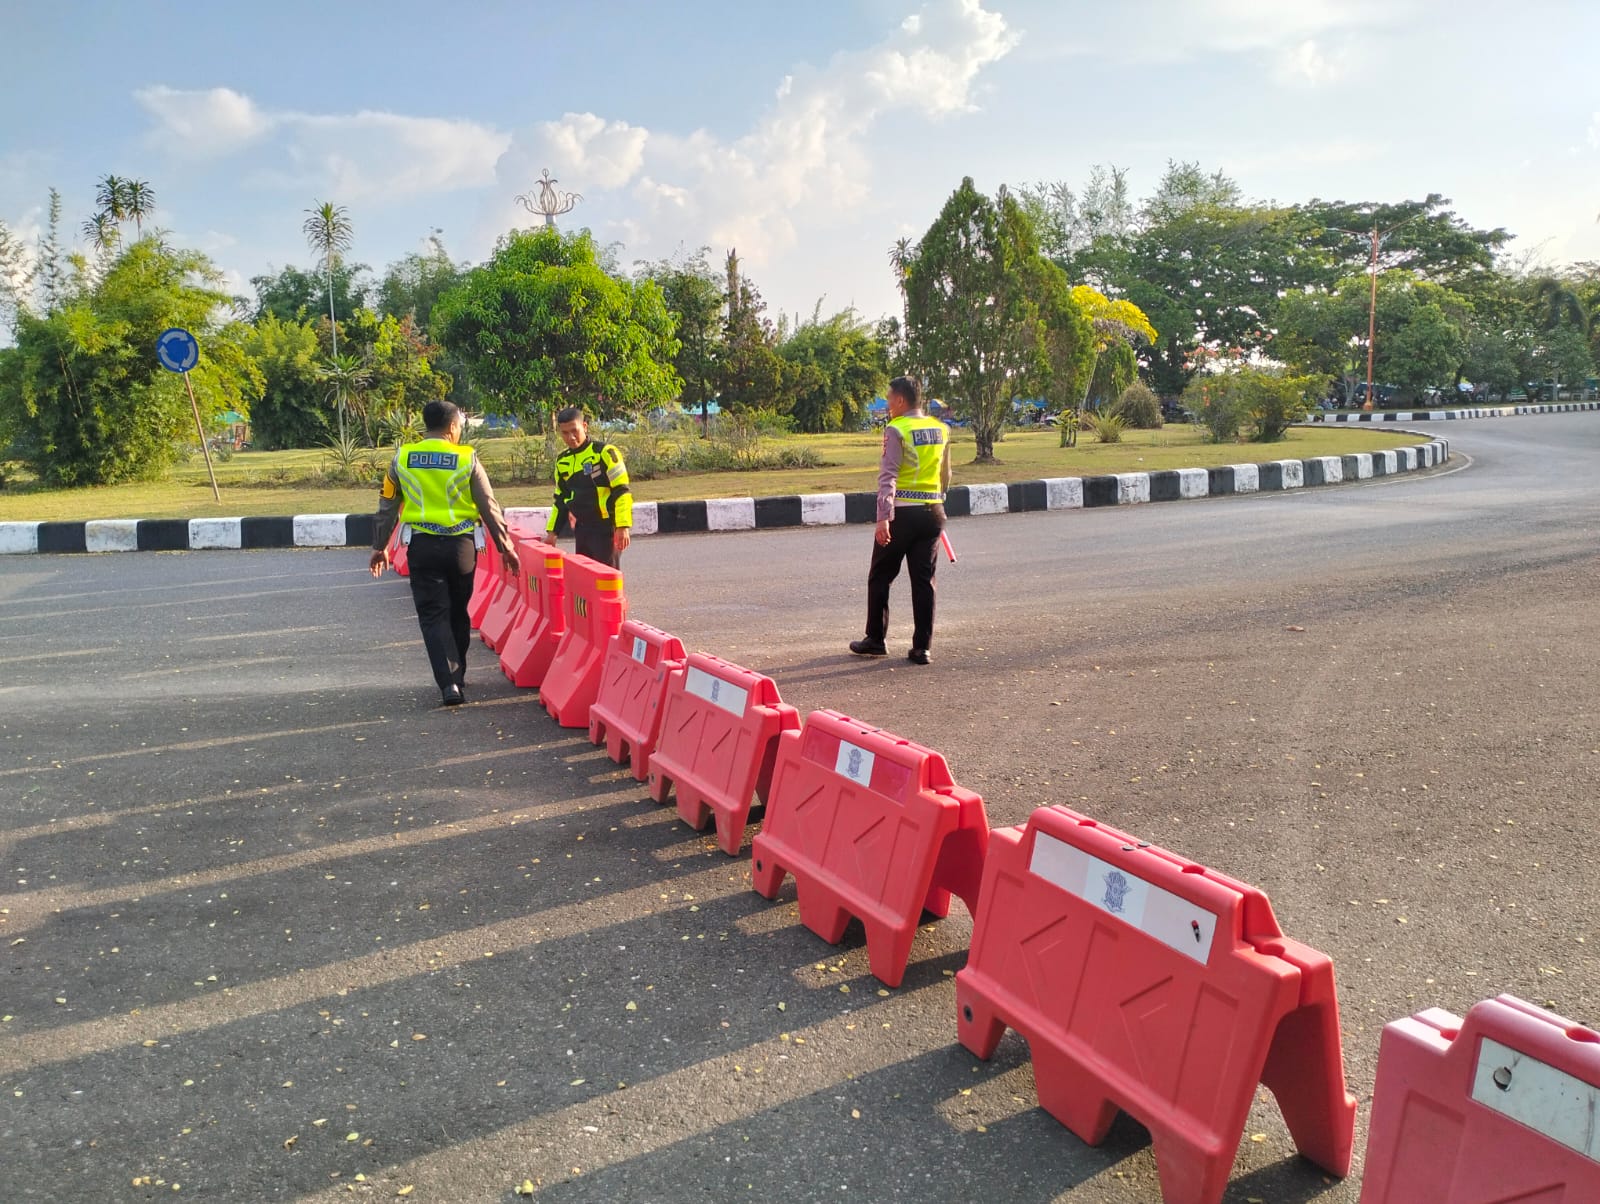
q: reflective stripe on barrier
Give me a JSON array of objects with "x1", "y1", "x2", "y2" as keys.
[
  {"x1": 750, "y1": 709, "x2": 989, "y2": 988},
  {"x1": 587, "y1": 621, "x2": 686, "y2": 781},
  {"x1": 955, "y1": 805, "x2": 1355, "y2": 1204},
  {"x1": 1360, "y1": 994, "x2": 1600, "y2": 1203},
  {"x1": 539, "y1": 554, "x2": 627, "y2": 728},
  {"x1": 499, "y1": 542, "x2": 567, "y2": 689},
  {"x1": 646, "y1": 653, "x2": 800, "y2": 854}
]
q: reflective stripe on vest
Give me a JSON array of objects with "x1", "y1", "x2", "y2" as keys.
[
  {"x1": 396, "y1": 438, "x2": 479, "y2": 536},
  {"x1": 891, "y1": 415, "x2": 947, "y2": 504}
]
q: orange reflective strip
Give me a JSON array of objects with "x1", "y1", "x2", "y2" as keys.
[
  {"x1": 544, "y1": 556, "x2": 563, "y2": 568},
  {"x1": 597, "y1": 579, "x2": 623, "y2": 592}
]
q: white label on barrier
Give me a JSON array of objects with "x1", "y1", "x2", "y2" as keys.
[
  {"x1": 685, "y1": 666, "x2": 748, "y2": 717},
  {"x1": 1470, "y1": 1036, "x2": 1600, "y2": 1162},
  {"x1": 1028, "y1": 832, "x2": 1218, "y2": 964},
  {"x1": 631, "y1": 636, "x2": 648, "y2": 663},
  {"x1": 834, "y1": 741, "x2": 875, "y2": 786}
]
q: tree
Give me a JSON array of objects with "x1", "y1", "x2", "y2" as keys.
[
  {"x1": 241, "y1": 313, "x2": 329, "y2": 449},
  {"x1": 1061, "y1": 284, "x2": 1156, "y2": 446},
  {"x1": 94, "y1": 176, "x2": 128, "y2": 225},
  {"x1": 901, "y1": 178, "x2": 1051, "y2": 462},
  {"x1": 716, "y1": 256, "x2": 792, "y2": 417},
  {"x1": 81, "y1": 213, "x2": 121, "y2": 256},
  {"x1": 122, "y1": 180, "x2": 156, "y2": 234},
  {"x1": 378, "y1": 233, "x2": 462, "y2": 329},
  {"x1": 317, "y1": 353, "x2": 372, "y2": 445},
  {"x1": 778, "y1": 309, "x2": 889, "y2": 432},
  {"x1": 636, "y1": 249, "x2": 724, "y2": 429},
  {"x1": 0, "y1": 238, "x2": 244, "y2": 485},
  {"x1": 431, "y1": 225, "x2": 681, "y2": 423},
  {"x1": 251, "y1": 261, "x2": 370, "y2": 326},
  {"x1": 303, "y1": 201, "x2": 355, "y2": 365}
]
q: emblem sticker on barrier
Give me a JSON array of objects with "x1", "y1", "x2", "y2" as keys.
[
  {"x1": 576, "y1": 596, "x2": 588, "y2": 618},
  {"x1": 1471, "y1": 1037, "x2": 1600, "y2": 1161},
  {"x1": 632, "y1": 635, "x2": 648, "y2": 663},
  {"x1": 834, "y1": 740, "x2": 875, "y2": 786},
  {"x1": 1029, "y1": 831, "x2": 1219, "y2": 964},
  {"x1": 685, "y1": 666, "x2": 748, "y2": 716}
]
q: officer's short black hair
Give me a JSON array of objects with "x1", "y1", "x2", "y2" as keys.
[
  {"x1": 555, "y1": 406, "x2": 587, "y2": 425},
  {"x1": 423, "y1": 400, "x2": 462, "y2": 433},
  {"x1": 888, "y1": 376, "x2": 921, "y2": 409}
]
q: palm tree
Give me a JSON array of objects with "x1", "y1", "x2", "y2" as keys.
[
  {"x1": 81, "y1": 213, "x2": 121, "y2": 255},
  {"x1": 95, "y1": 175, "x2": 129, "y2": 225},
  {"x1": 303, "y1": 201, "x2": 355, "y2": 362},
  {"x1": 317, "y1": 352, "x2": 371, "y2": 446},
  {"x1": 122, "y1": 180, "x2": 156, "y2": 234}
]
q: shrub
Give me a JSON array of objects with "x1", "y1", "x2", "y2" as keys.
[
  {"x1": 1239, "y1": 369, "x2": 1328, "y2": 442},
  {"x1": 1112, "y1": 381, "x2": 1163, "y2": 429},
  {"x1": 1182, "y1": 375, "x2": 1246, "y2": 443},
  {"x1": 1086, "y1": 412, "x2": 1126, "y2": 443}
]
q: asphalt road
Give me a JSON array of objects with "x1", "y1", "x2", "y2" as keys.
[{"x1": 3, "y1": 416, "x2": 1598, "y2": 1203}]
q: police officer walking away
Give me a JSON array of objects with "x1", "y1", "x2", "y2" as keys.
[
  {"x1": 543, "y1": 405, "x2": 632, "y2": 567},
  {"x1": 370, "y1": 400, "x2": 520, "y2": 706},
  {"x1": 850, "y1": 376, "x2": 951, "y2": 665}
]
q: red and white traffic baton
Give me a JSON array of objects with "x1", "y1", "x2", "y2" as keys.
[{"x1": 940, "y1": 530, "x2": 957, "y2": 563}]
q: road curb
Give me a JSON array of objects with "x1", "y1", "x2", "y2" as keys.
[
  {"x1": 0, "y1": 434, "x2": 1452, "y2": 555},
  {"x1": 1308, "y1": 401, "x2": 1600, "y2": 423}
]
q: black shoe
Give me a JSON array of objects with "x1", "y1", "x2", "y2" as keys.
[
  {"x1": 907, "y1": 648, "x2": 931, "y2": 665},
  {"x1": 849, "y1": 639, "x2": 888, "y2": 657},
  {"x1": 441, "y1": 685, "x2": 465, "y2": 706}
]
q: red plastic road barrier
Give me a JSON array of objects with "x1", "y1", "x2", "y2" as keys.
[
  {"x1": 955, "y1": 805, "x2": 1356, "y2": 1204},
  {"x1": 587, "y1": 621, "x2": 686, "y2": 780},
  {"x1": 476, "y1": 542, "x2": 523, "y2": 652},
  {"x1": 539, "y1": 554, "x2": 626, "y2": 728},
  {"x1": 386, "y1": 523, "x2": 410, "y2": 578},
  {"x1": 467, "y1": 536, "x2": 500, "y2": 629},
  {"x1": 1360, "y1": 994, "x2": 1600, "y2": 1203},
  {"x1": 499, "y1": 541, "x2": 567, "y2": 688},
  {"x1": 750, "y1": 710, "x2": 989, "y2": 987},
  {"x1": 646, "y1": 653, "x2": 800, "y2": 855}
]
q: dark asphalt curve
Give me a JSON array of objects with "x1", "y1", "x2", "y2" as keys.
[{"x1": 2, "y1": 416, "x2": 1598, "y2": 1203}]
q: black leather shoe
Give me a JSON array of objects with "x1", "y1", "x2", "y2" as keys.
[
  {"x1": 441, "y1": 685, "x2": 465, "y2": 706},
  {"x1": 849, "y1": 639, "x2": 888, "y2": 657},
  {"x1": 907, "y1": 648, "x2": 931, "y2": 665}
]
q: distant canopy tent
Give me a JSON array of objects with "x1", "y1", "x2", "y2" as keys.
[{"x1": 213, "y1": 409, "x2": 249, "y2": 447}]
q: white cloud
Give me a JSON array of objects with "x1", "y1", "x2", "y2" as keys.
[
  {"x1": 1273, "y1": 39, "x2": 1347, "y2": 87},
  {"x1": 1589, "y1": 112, "x2": 1600, "y2": 148},
  {"x1": 133, "y1": 87, "x2": 510, "y2": 200},
  {"x1": 135, "y1": 86, "x2": 273, "y2": 154},
  {"x1": 484, "y1": 0, "x2": 1018, "y2": 268}
]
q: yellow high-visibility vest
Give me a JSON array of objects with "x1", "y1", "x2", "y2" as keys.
[
  {"x1": 890, "y1": 415, "x2": 947, "y2": 503},
  {"x1": 396, "y1": 438, "x2": 479, "y2": 535}
]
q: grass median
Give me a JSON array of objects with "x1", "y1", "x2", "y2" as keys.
[{"x1": 0, "y1": 426, "x2": 1430, "y2": 523}]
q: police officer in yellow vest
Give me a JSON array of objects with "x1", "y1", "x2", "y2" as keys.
[
  {"x1": 370, "y1": 400, "x2": 520, "y2": 706},
  {"x1": 851, "y1": 376, "x2": 952, "y2": 665},
  {"x1": 542, "y1": 405, "x2": 632, "y2": 568}
]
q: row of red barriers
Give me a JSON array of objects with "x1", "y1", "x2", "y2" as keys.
[{"x1": 463, "y1": 540, "x2": 1591, "y2": 1203}]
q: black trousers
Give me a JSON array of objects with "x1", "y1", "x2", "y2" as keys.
[
  {"x1": 865, "y1": 504, "x2": 945, "y2": 651},
  {"x1": 405, "y1": 533, "x2": 477, "y2": 693},
  {"x1": 574, "y1": 522, "x2": 620, "y2": 569}
]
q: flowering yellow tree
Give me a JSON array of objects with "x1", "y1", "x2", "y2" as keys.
[{"x1": 1063, "y1": 285, "x2": 1157, "y2": 446}]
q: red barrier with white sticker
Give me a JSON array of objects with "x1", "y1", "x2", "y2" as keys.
[
  {"x1": 750, "y1": 709, "x2": 989, "y2": 988},
  {"x1": 1359, "y1": 994, "x2": 1600, "y2": 1203},
  {"x1": 955, "y1": 805, "x2": 1355, "y2": 1204},
  {"x1": 498, "y1": 542, "x2": 567, "y2": 689},
  {"x1": 587, "y1": 621, "x2": 686, "y2": 781},
  {"x1": 539, "y1": 555, "x2": 626, "y2": 728},
  {"x1": 646, "y1": 653, "x2": 800, "y2": 854}
]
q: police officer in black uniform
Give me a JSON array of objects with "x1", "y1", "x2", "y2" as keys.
[{"x1": 543, "y1": 406, "x2": 633, "y2": 567}]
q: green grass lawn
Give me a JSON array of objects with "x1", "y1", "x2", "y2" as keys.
[{"x1": 0, "y1": 426, "x2": 1429, "y2": 522}]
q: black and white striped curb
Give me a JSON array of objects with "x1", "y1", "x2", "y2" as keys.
[
  {"x1": 0, "y1": 436, "x2": 1449, "y2": 554},
  {"x1": 1308, "y1": 401, "x2": 1600, "y2": 423}
]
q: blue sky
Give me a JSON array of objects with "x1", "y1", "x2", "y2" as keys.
[{"x1": 4, "y1": 0, "x2": 1598, "y2": 326}]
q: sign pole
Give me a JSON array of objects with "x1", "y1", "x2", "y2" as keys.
[{"x1": 183, "y1": 370, "x2": 221, "y2": 503}]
